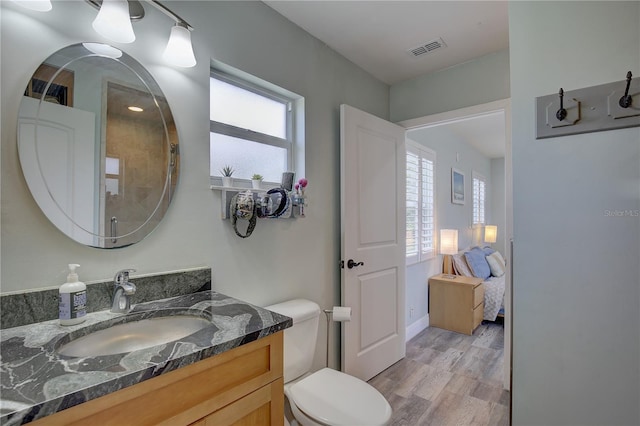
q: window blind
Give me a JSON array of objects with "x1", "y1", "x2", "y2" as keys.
[
  {"x1": 406, "y1": 143, "x2": 435, "y2": 264},
  {"x1": 473, "y1": 173, "x2": 486, "y2": 225}
]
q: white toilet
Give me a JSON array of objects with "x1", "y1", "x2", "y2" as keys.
[{"x1": 266, "y1": 299, "x2": 392, "y2": 426}]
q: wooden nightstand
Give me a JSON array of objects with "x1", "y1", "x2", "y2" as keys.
[{"x1": 428, "y1": 274, "x2": 484, "y2": 335}]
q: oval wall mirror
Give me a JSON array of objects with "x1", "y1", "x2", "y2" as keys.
[{"x1": 17, "y1": 43, "x2": 179, "y2": 248}]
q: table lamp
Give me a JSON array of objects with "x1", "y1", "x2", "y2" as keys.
[
  {"x1": 484, "y1": 225, "x2": 497, "y2": 245},
  {"x1": 440, "y1": 229, "x2": 458, "y2": 278}
]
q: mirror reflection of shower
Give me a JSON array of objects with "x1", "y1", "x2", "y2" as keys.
[{"x1": 102, "y1": 82, "x2": 177, "y2": 248}]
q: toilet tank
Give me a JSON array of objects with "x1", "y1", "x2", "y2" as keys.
[{"x1": 265, "y1": 299, "x2": 320, "y2": 383}]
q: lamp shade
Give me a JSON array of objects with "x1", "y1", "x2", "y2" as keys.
[
  {"x1": 163, "y1": 23, "x2": 197, "y2": 68},
  {"x1": 10, "y1": 0, "x2": 52, "y2": 12},
  {"x1": 484, "y1": 225, "x2": 497, "y2": 243},
  {"x1": 440, "y1": 229, "x2": 458, "y2": 255},
  {"x1": 92, "y1": 0, "x2": 136, "y2": 44}
]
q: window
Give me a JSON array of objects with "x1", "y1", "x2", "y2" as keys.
[
  {"x1": 472, "y1": 171, "x2": 486, "y2": 225},
  {"x1": 406, "y1": 142, "x2": 435, "y2": 264},
  {"x1": 209, "y1": 68, "x2": 303, "y2": 184},
  {"x1": 105, "y1": 157, "x2": 120, "y2": 196}
]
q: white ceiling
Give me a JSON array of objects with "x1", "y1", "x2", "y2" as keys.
[
  {"x1": 409, "y1": 111, "x2": 506, "y2": 159},
  {"x1": 263, "y1": 0, "x2": 509, "y2": 85},
  {"x1": 263, "y1": 0, "x2": 509, "y2": 158}
]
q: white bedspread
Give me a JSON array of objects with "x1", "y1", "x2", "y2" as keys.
[{"x1": 483, "y1": 275, "x2": 505, "y2": 321}]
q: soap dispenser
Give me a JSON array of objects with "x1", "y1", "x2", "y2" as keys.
[{"x1": 59, "y1": 264, "x2": 87, "y2": 326}]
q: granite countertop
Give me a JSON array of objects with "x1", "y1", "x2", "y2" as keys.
[{"x1": 0, "y1": 290, "x2": 292, "y2": 425}]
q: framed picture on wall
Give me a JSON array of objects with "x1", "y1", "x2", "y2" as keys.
[{"x1": 452, "y1": 168, "x2": 465, "y2": 204}]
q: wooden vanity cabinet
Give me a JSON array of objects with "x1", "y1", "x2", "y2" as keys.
[{"x1": 31, "y1": 332, "x2": 284, "y2": 426}]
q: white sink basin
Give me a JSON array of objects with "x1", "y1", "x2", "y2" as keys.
[{"x1": 56, "y1": 315, "x2": 211, "y2": 358}]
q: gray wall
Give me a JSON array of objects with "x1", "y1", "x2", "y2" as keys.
[
  {"x1": 405, "y1": 127, "x2": 495, "y2": 329},
  {"x1": 510, "y1": 2, "x2": 640, "y2": 424},
  {"x1": 409, "y1": 127, "x2": 494, "y2": 248},
  {"x1": 490, "y1": 158, "x2": 506, "y2": 255},
  {"x1": 0, "y1": 1, "x2": 388, "y2": 370},
  {"x1": 390, "y1": 49, "x2": 510, "y2": 122}
]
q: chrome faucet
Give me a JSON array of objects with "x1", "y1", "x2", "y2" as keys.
[{"x1": 111, "y1": 269, "x2": 136, "y2": 313}]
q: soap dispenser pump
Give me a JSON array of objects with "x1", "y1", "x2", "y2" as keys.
[{"x1": 59, "y1": 264, "x2": 87, "y2": 326}]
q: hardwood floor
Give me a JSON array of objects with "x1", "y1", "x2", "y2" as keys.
[{"x1": 368, "y1": 321, "x2": 509, "y2": 426}]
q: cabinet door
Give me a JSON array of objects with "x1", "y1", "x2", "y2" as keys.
[
  {"x1": 30, "y1": 332, "x2": 283, "y2": 426},
  {"x1": 195, "y1": 378, "x2": 284, "y2": 426},
  {"x1": 433, "y1": 281, "x2": 472, "y2": 332}
]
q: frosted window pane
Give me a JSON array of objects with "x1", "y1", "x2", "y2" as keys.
[
  {"x1": 210, "y1": 77, "x2": 286, "y2": 139},
  {"x1": 105, "y1": 178, "x2": 119, "y2": 195},
  {"x1": 105, "y1": 157, "x2": 119, "y2": 175},
  {"x1": 210, "y1": 133, "x2": 286, "y2": 182}
]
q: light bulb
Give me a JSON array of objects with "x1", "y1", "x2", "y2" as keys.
[
  {"x1": 163, "y1": 23, "x2": 196, "y2": 68},
  {"x1": 92, "y1": 0, "x2": 135, "y2": 44}
]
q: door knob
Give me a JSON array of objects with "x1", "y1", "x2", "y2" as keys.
[{"x1": 347, "y1": 259, "x2": 364, "y2": 269}]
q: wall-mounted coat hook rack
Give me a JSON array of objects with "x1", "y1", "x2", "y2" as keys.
[
  {"x1": 556, "y1": 88, "x2": 567, "y2": 121},
  {"x1": 619, "y1": 71, "x2": 633, "y2": 108},
  {"x1": 536, "y1": 71, "x2": 640, "y2": 139},
  {"x1": 544, "y1": 87, "x2": 581, "y2": 129}
]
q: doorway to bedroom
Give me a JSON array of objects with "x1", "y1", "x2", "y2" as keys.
[{"x1": 368, "y1": 99, "x2": 512, "y2": 425}]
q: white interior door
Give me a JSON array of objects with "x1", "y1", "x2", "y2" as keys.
[
  {"x1": 18, "y1": 97, "x2": 97, "y2": 245},
  {"x1": 340, "y1": 104, "x2": 406, "y2": 381}
]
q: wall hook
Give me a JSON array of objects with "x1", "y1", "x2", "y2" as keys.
[
  {"x1": 556, "y1": 88, "x2": 567, "y2": 121},
  {"x1": 619, "y1": 71, "x2": 633, "y2": 108}
]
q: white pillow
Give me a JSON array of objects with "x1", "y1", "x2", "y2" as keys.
[
  {"x1": 493, "y1": 250, "x2": 506, "y2": 266},
  {"x1": 452, "y1": 253, "x2": 473, "y2": 277},
  {"x1": 487, "y1": 251, "x2": 506, "y2": 277}
]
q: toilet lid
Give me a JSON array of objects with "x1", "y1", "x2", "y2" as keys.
[{"x1": 289, "y1": 368, "x2": 392, "y2": 426}]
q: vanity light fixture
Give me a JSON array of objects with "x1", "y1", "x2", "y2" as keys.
[
  {"x1": 92, "y1": 0, "x2": 136, "y2": 44},
  {"x1": 12, "y1": 0, "x2": 195, "y2": 67},
  {"x1": 163, "y1": 22, "x2": 197, "y2": 68},
  {"x1": 10, "y1": 0, "x2": 52, "y2": 12},
  {"x1": 86, "y1": 0, "x2": 197, "y2": 68}
]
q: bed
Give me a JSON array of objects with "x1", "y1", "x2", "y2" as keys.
[{"x1": 451, "y1": 247, "x2": 506, "y2": 322}]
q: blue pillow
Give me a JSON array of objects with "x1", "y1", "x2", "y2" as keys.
[
  {"x1": 464, "y1": 247, "x2": 491, "y2": 279},
  {"x1": 481, "y1": 246, "x2": 495, "y2": 256}
]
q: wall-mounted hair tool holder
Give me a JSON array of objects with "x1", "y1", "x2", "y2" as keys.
[
  {"x1": 536, "y1": 71, "x2": 640, "y2": 139},
  {"x1": 211, "y1": 173, "x2": 308, "y2": 235},
  {"x1": 220, "y1": 189, "x2": 301, "y2": 220},
  {"x1": 213, "y1": 188, "x2": 307, "y2": 221}
]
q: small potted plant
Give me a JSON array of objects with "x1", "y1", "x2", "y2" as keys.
[
  {"x1": 251, "y1": 174, "x2": 263, "y2": 189},
  {"x1": 220, "y1": 165, "x2": 234, "y2": 187}
]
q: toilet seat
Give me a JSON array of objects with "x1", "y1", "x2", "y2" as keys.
[{"x1": 288, "y1": 368, "x2": 392, "y2": 426}]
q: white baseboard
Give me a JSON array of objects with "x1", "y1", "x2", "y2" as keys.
[{"x1": 405, "y1": 314, "x2": 429, "y2": 342}]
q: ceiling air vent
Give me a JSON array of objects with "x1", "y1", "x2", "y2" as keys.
[{"x1": 408, "y1": 38, "x2": 447, "y2": 57}]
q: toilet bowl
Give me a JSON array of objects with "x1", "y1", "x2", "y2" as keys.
[
  {"x1": 286, "y1": 367, "x2": 391, "y2": 426},
  {"x1": 266, "y1": 299, "x2": 392, "y2": 426}
]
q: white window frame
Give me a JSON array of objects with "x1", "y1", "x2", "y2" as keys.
[
  {"x1": 472, "y1": 171, "x2": 486, "y2": 225},
  {"x1": 406, "y1": 141, "x2": 436, "y2": 265},
  {"x1": 209, "y1": 66, "x2": 304, "y2": 185}
]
